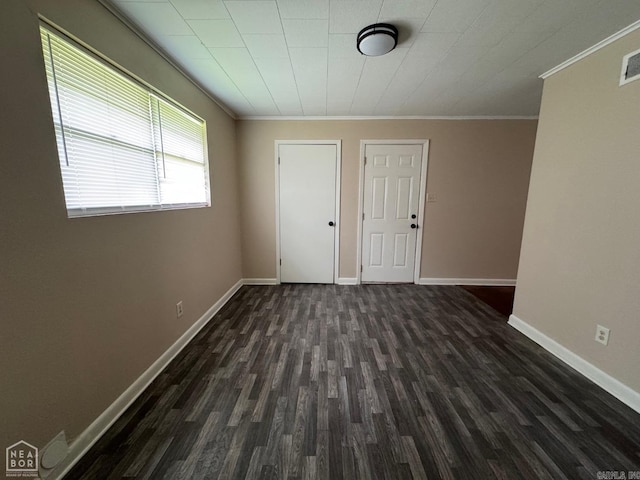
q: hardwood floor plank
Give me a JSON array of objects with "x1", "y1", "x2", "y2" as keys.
[
  {"x1": 64, "y1": 285, "x2": 640, "y2": 480},
  {"x1": 137, "y1": 437, "x2": 173, "y2": 480},
  {"x1": 401, "y1": 436, "x2": 428, "y2": 480}
]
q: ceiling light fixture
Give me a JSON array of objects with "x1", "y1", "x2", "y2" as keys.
[{"x1": 356, "y1": 23, "x2": 398, "y2": 57}]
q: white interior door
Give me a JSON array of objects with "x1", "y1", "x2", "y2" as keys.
[
  {"x1": 279, "y1": 144, "x2": 337, "y2": 283},
  {"x1": 361, "y1": 144, "x2": 423, "y2": 283}
]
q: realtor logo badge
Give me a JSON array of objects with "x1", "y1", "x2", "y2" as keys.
[{"x1": 6, "y1": 441, "x2": 38, "y2": 477}]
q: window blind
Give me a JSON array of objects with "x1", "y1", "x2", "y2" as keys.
[{"x1": 40, "y1": 26, "x2": 210, "y2": 217}]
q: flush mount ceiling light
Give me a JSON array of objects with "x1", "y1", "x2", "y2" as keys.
[{"x1": 357, "y1": 23, "x2": 398, "y2": 56}]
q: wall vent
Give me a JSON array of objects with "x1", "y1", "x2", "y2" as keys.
[{"x1": 620, "y1": 48, "x2": 640, "y2": 86}]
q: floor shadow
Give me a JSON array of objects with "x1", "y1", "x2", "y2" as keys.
[{"x1": 460, "y1": 285, "x2": 515, "y2": 318}]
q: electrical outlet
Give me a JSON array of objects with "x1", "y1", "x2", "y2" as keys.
[
  {"x1": 595, "y1": 325, "x2": 610, "y2": 345},
  {"x1": 427, "y1": 193, "x2": 437, "y2": 203},
  {"x1": 176, "y1": 301, "x2": 184, "y2": 318}
]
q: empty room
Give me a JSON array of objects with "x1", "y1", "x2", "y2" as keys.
[{"x1": 2, "y1": 0, "x2": 640, "y2": 478}]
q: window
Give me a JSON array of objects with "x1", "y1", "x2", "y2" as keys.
[{"x1": 40, "y1": 25, "x2": 210, "y2": 217}]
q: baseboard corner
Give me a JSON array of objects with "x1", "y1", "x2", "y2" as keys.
[
  {"x1": 50, "y1": 278, "x2": 243, "y2": 479},
  {"x1": 337, "y1": 277, "x2": 358, "y2": 285},
  {"x1": 508, "y1": 314, "x2": 640, "y2": 415},
  {"x1": 243, "y1": 278, "x2": 278, "y2": 285}
]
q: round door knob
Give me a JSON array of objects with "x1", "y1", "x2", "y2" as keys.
[
  {"x1": 411, "y1": 224, "x2": 417, "y2": 229},
  {"x1": 411, "y1": 214, "x2": 417, "y2": 219},
  {"x1": 328, "y1": 221, "x2": 335, "y2": 227}
]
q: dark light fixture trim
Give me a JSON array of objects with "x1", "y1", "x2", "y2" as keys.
[{"x1": 356, "y1": 23, "x2": 398, "y2": 57}]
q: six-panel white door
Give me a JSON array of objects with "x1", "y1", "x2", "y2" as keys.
[
  {"x1": 279, "y1": 144, "x2": 337, "y2": 283},
  {"x1": 361, "y1": 144, "x2": 423, "y2": 283}
]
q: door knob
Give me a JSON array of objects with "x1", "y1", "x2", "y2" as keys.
[
  {"x1": 411, "y1": 224, "x2": 418, "y2": 229},
  {"x1": 328, "y1": 221, "x2": 335, "y2": 227},
  {"x1": 411, "y1": 214, "x2": 417, "y2": 219}
]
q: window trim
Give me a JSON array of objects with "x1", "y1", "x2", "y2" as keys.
[{"x1": 40, "y1": 18, "x2": 211, "y2": 218}]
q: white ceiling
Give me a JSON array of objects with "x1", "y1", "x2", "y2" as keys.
[{"x1": 106, "y1": 0, "x2": 640, "y2": 118}]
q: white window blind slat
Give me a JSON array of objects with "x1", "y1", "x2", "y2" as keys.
[{"x1": 40, "y1": 26, "x2": 209, "y2": 218}]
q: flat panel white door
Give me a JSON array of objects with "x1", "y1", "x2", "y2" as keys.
[
  {"x1": 362, "y1": 144, "x2": 423, "y2": 283},
  {"x1": 279, "y1": 144, "x2": 337, "y2": 283}
]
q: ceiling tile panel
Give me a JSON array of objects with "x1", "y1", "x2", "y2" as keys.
[
  {"x1": 209, "y1": 48, "x2": 279, "y2": 113},
  {"x1": 516, "y1": 0, "x2": 584, "y2": 34},
  {"x1": 243, "y1": 34, "x2": 289, "y2": 58},
  {"x1": 326, "y1": 103, "x2": 353, "y2": 116},
  {"x1": 114, "y1": 0, "x2": 166, "y2": 2},
  {"x1": 350, "y1": 47, "x2": 408, "y2": 113},
  {"x1": 225, "y1": 1, "x2": 283, "y2": 34},
  {"x1": 283, "y1": 19, "x2": 329, "y2": 47},
  {"x1": 208, "y1": 47, "x2": 256, "y2": 71},
  {"x1": 256, "y1": 58, "x2": 303, "y2": 115},
  {"x1": 487, "y1": 0, "x2": 546, "y2": 22},
  {"x1": 212, "y1": 55, "x2": 279, "y2": 113},
  {"x1": 434, "y1": 43, "x2": 491, "y2": 79},
  {"x1": 327, "y1": 56, "x2": 365, "y2": 104},
  {"x1": 289, "y1": 47, "x2": 328, "y2": 114},
  {"x1": 328, "y1": 34, "x2": 360, "y2": 58},
  {"x1": 483, "y1": 30, "x2": 553, "y2": 67},
  {"x1": 421, "y1": 0, "x2": 489, "y2": 33},
  {"x1": 374, "y1": 59, "x2": 436, "y2": 112},
  {"x1": 108, "y1": 0, "x2": 640, "y2": 117},
  {"x1": 329, "y1": 0, "x2": 383, "y2": 33},
  {"x1": 253, "y1": 57, "x2": 303, "y2": 114},
  {"x1": 169, "y1": 0, "x2": 230, "y2": 19},
  {"x1": 156, "y1": 35, "x2": 212, "y2": 59},
  {"x1": 277, "y1": 0, "x2": 329, "y2": 19},
  {"x1": 178, "y1": 57, "x2": 255, "y2": 114},
  {"x1": 378, "y1": 0, "x2": 436, "y2": 19},
  {"x1": 405, "y1": 32, "x2": 460, "y2": 60},
  {"x1": 115, "y1": 2, "x2": 192, "y2": 35},
  {"x1": 187, "y1": 19, "x2": 244, "y2": 47},
  {"x1": 456, "y1": 12, "x2": 520, "y2": 47}
]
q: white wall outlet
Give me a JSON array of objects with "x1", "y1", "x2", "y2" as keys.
[
  {"x1": 427, "y1": 193, "x2": 437, "y2": 202},
  {"x1": 595, "y1": 325, "x2": 610, "y2": 345},
  {"x1": 176, "y1": 301, "x2": 184, "y2": 318}
]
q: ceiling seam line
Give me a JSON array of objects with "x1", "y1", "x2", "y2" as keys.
[
  {"x1": 177, "y1": 1, "x2": 256, "y2": 116},
  {"x1": 277, "y1": 0, "x2": 305, "y2": 115},
  {"x1": 219, "y1": 1, "x2": 278, "y2": 115},
  {"x1": 96, "y1": 0, "x2": 237, "y2": 119}
]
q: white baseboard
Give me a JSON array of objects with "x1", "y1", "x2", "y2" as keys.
[
  {"x1": 418, "y1": 277, "x2": 516, "y2": 286},
  {"x1": 508, "y1": 314, "x2": 640, "y2": 415},
  {"x1": 243, "y1": 278, "x2": 278, "y2": 285},
  {"x1": 337, "y1": 277, "x2": 358, "y2": 285},
  {"x1": 51, "y1": 279, "x2": 244, "y2": 479}
]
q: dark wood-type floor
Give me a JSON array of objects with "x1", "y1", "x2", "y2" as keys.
[
  {"x1": 66, "y1": 285, "x2": 640, "y2": 479},
  {"x1": 460, "y1": 286, "x2": 515, "y2": 318}
]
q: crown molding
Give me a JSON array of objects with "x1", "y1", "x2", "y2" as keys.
[
  {"x1": 541, "y1": 19, "x2": 640, "y2": 79},
  {"x1": 238, "y1": 115, "x2": 539, "y2": 121}
]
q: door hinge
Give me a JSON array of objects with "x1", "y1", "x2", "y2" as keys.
[
  {"x1": 360, "y1": 265, "x2": 363, "y2": 272},
  {"x1": 364, "y1": 157, "x2": 367, "y2": 165},
  {"x1": 280, "y1": 259, "x2": 282, "y2": 266},
  {"x1": 278, "y1": 157, "x2": 280, "y2": 164},
  {"x1": 362, "y1": 213, "x2": 365, "y2": 220}
]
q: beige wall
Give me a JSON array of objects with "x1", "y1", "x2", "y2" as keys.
[
  {"x1": 0, "y1": 0, "x2": 242, "y2": 462},
  {"x1": 237, "y1": 119, "x2": 537, "y2": 280},
  {"x1": 514, "y1": 30, "x2": 640, "y2": 391}
]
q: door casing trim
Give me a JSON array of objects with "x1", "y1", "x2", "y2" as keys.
[
  {"x1": 357, "y1": 139, "x2": 430, "y2": 285},
  {"x1": 275, "y1": 140, "x2": 342, "y2": 284}
]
